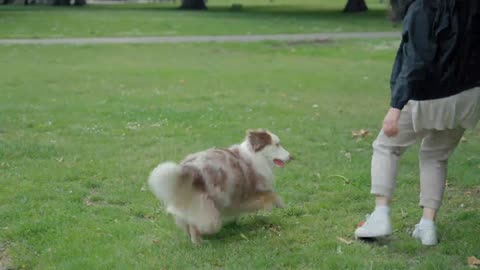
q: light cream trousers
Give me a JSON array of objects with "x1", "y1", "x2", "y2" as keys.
[{"x1": 371, "y1": 104, "x2": 465, "y2": 210}]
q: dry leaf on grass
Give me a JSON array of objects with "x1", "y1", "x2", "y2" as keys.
[
  {"x1": 461, "y1": 136, "x2": 468, "y2": 143},
  {"x1": 468, "y1": 256, "x2": 480, "y2": 266},
  {"x1": 352, "y1": 129, "x2": 369, "y2": 138},
  {"x1": 336, "y1": 237, "x2": 353, "y2": 245},
  {"x1": 264, "y1": 224, "x2": 281, "y2": 235}
]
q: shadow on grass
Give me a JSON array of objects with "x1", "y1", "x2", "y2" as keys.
[
  {"x1": 203, "y1": 215, "x2": 279, "y2": 242},
  {"x1": 356, "y1": 236, "x2": 392, "y2": 246}
]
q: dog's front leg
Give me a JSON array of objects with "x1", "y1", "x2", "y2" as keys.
[
  {"x1": 272, "y1": 194, "x2": 285, "y2": 209},
  {"x1": 239, "y1": 191, "x2": 284, "y2": 212},
  {"x1": 175, "y1": 217, "x2": 190, "y2": 235},
  {"x1": 260, "y1": 192, "x2": 285, "y2": 210}
]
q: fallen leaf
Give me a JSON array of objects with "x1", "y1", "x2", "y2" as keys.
[
  {"x1": 240, "y1": 233, "x2": 249, "y2": 241},
  {"x1": 461, "y1": 136, "x2": 468, "y2": 143},
  {"x1": 468, "y1": 256, "x2": 480, "y2": 266},
  {"x1": 352, "y1": 129, "x2": 369, "y2": 138},
  {"x1": 357, "y1": 220, "x2": 365, "y2": 228},
  {"x1": 337, "y1": 237, "x2": 353, "y2": 245}
]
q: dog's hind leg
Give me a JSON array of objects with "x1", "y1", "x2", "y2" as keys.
[
  {"x1": 175, "y1": 216, "x2": 190, "y2": 236},
  {"x1": 188, "y1": 224, "x2": 202, "y2": 244},
  {"x1": 194, "y1": 195, "x2": 222, "y2": 234}
]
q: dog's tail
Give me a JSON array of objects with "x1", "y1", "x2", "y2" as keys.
[
  {"x1": 148, "y1": 162, "x2": 220, "y2": 233},
  {"x1": 148, "y1": 161, "x2": 184, "y2": 205}
]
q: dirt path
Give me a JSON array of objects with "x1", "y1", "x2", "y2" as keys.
[{"x1": 0, "y1": 32, "x2": 399, "y2": 45}]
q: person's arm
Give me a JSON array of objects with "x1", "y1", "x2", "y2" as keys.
[
  {"x1": 384, "y1": 2, "x2": 437, "y2": 137},
  {"x1": 391, "y1": 2, "x2": 437, "y2": 110}
]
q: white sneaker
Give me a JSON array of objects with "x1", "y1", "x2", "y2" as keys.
[
  {"x1": 354, "y1": 212, "x2": 392, "y2": 238},
  {"x1": 412, "y1": 223, "x2": 438, "y2": 245}
]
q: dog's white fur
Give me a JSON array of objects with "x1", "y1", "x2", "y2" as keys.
[{"x1": 148, "y1": 129, "x2": 290, "y2": 244}]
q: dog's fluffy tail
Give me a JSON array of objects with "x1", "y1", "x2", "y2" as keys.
[
  {"x1": 148, "y1": 161, "x2": 184, "y2": 205},
  {"x1": 148, "y1": 161, "x2": 221, "y2": 233}
]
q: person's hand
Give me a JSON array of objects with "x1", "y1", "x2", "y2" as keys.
[{"x1": 382, "y1": 108, "x2": 401, "y2": 137}]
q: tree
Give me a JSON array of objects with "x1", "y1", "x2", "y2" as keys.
[
  {"x1": 52, "y1": 0, "x2": 69, "y2": 5},
  {"x1": 180, "y1": 0, "x2": 206, "y2": 10},
  {"x1": 73, "y1": 0, "x2": 86, "y2": 6},
  {"x1": 178, "y1": 0, "x2": 368, "y2": 11},
  {"x1": 343, "y1": 0, "x2": 368, "y2": 12}
]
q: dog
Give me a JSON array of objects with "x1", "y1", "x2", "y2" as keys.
[{"x1": 148, "y1": 129, "x2": 291, "y2": 244}]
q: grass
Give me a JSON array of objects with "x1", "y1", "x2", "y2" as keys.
[
  {"x1": 0, "y1": 0, "x2": 399, "y2": 38},
  {"x1": 0, "y1": 38, "x2": 479, "y2": 269}
]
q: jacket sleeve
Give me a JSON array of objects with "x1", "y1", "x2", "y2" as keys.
[{"x1": 390, "y1": 1, "x2": 437, "y2": 110}]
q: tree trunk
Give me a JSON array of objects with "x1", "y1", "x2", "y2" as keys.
[
  {"x1": 73, "y1": 0, "x2": 86, "y2": 6},
  {"x1": 52, "y1": 0, "x2": 70, "y2": 5},
  {"x1": 180, "y1": 0, "x2": 206, "y2": 10},
  {"x1": 344, "y1": 0, "x2": 368, "y2": 12}
]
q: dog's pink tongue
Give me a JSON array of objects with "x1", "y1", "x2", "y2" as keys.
[{"x1": 274, "y1": 159, "x2": 285, "y2": 167}]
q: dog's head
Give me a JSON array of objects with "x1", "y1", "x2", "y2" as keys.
[{"x1": 246, "y1": 129, "x2": 291, "y2": 168}]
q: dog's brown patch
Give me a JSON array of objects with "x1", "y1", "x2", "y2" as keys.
[
  {"x1": 246, "y1": 161, "x2": 265, "y2": 193},
  {"x1": 203, "y1": 165, "x2": 227, "y2": 192},
  {"x1": 181, "y1": 165, "x2": 206, "y2": 192},
  {"x1": 248, "y1": 130, "x2": 272, "y2": 152}
]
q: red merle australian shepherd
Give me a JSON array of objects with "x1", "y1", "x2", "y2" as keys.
[{"x1": 148, "y1": 129, "x2": 291, "y2": 244}]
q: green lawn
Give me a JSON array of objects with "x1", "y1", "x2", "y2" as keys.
[
  {"x1": 0, "y1": 39, "x2": 479, "y2": 269},
  {"x1": 0, "y1": 0, "x2": 399, "y2": 38}
]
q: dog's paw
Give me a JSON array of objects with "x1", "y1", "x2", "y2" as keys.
[
  {"x1": 274, "y1": 197, "x2": 286, "y2": 209},
  {"x1": 262, "y1": 203, "x2": 275, "y2": 212}
]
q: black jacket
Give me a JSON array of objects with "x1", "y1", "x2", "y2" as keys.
[{"x1": 390, "y1": 0, "x2": 480, "y2": 110}]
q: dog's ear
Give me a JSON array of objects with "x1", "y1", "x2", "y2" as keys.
[{"x1": 247, "y1": 129, "x2": 272, "y2": 152}]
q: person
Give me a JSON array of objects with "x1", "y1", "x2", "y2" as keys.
[{"x1": 354, "y1": 0, "x2": 480, "y2": 245}]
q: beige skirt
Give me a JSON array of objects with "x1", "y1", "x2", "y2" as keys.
[{"x1": 407, "y1": 87, "x2": 480, "y2": 132}]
